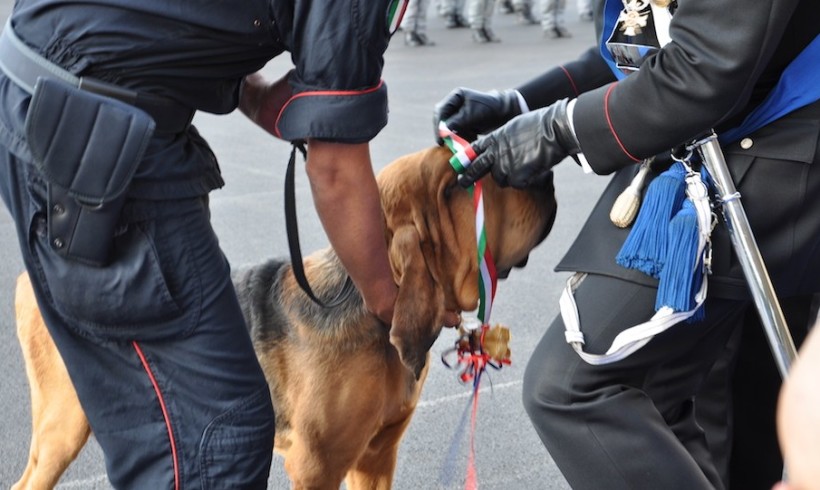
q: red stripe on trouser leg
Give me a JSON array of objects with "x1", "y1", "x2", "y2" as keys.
[{"x1": 133, "y1": 341, "x2": 180, "y2": 490}]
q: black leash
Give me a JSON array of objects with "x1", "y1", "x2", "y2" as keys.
[{"x1": 285, "y1": 142, "x2": 352, "y2": 308}]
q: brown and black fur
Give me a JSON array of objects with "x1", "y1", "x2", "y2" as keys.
[{"x1": 13, "y1": 146, "x2": 557, "y2": 490}]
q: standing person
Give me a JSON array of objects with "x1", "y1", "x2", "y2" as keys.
[
  {"x1": 404, "y1": 0, "x2": 437, "y2": 46},
  {"x1": 0, "y1": 0, "x2": 403, "y2": 487},
  {"x1": 468, "y1": 0, "x2": 502, "y2": 43},
  {"x1": 540, "y1": 0, "x2": 571, "y2": 38},
  {"x1": 434, "y1": 0, "x2": 819, "y2": 488}
]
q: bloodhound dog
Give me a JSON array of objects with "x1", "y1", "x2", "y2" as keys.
[{"x1": 12, "y1": 145, "x2": 557, "y2": 490}]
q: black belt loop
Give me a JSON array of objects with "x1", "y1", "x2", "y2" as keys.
[{"x1": 285, "y1": 141, "x2": 353, "y2": 308}]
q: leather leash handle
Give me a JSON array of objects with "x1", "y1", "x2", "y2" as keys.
[{"x1": 285, "y1": 142, "x2": 352, "y2": 308}]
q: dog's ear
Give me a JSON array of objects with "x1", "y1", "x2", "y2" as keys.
[
  {"x1": 388, "y1": 225, "x2": 444, "y2": 379},
  {"x1": 379, "y1": 146, "x2": 485, "y2": 378},
  {"x1": 433, "y1": 180, "x2": 481, "y2": 314}
]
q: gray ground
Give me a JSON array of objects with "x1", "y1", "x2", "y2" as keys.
[{"x1": 0, "y1": 3, "x2": 610, "y2": 488}]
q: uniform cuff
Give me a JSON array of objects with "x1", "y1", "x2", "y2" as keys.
[
  {"x1": 567, "y1": 98, "x2": 593, "y2": 174},
  {"x1": 275, "y1": 81, "x2": 388, "y2": 143},
  {"x1": 514, "y1": 89, "x2": 530, "y2": 114},
  {"x1": 573, "y1": 83, "x2": 642, "y2": 175}
]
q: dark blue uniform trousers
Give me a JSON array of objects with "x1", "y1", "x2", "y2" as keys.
[{"x1": 0, "y1": 149, "x2": 275, "y2": 489}]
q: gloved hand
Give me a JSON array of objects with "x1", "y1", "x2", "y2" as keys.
[
  {"x1": 434, "y1": 87, "x2": 525, "y2": 144},
  {"x1": 458, "y1": 98, "x2": 580, "y2": 189}
]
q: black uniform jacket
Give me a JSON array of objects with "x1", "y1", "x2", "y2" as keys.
[
  {"x1": 516, "y1": 0, "x2": 820, "y2": 300},
  {"x1": 5, "y1": 0, "x2": 404, "y2": 199}
]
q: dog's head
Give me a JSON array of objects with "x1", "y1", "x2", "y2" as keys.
[{"x1": 379, "y1": 146, "x2": 557, "y2": 378}]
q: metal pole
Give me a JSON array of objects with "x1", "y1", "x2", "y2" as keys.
[{"x1": 693, "y1": 133, "x2": 798, "y2": 378}]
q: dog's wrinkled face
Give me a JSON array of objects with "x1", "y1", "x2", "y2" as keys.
[{"x1": 378, "y1": 146, "x2": 557, "y2": 378}]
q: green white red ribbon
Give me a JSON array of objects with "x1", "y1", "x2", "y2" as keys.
[
  {"x1": 438, "y1": 121, "x2": 503, "y2": 490},
  {"x1": 438, "y1": 122, "x2": 497, "y2": 324},
  {"x1": 442, "y1": 126, "x2": 479, "y2": 175},
  {"x1": 386, "y1": 0, "x2": 409, "y2": 34}
]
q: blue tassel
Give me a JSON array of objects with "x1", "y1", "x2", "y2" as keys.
[
  {"x1": 616, "y1": 162, "x2": 687, "y2": 278},
  {"x1": 700, "y1": 165, "x2": 714, "y2": 190},
  {"x1": 688, "y1": 263, "x2": 706, "y2": 323},
  {"x1": 655, "y1": 199, "x2": 705, "y2": 322}
]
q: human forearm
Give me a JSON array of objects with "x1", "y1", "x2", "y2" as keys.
[
  {"x1": 238, "y1": 71, "x2": 292, "y2": 137},
  {"x1": 305, "y1": 140, "x2": 397, "y2": 325},
  {"x1": 515, "y1": 46, "x2": 615, "y2": 110}
]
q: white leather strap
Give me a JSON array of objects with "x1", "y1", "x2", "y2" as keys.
[{"x1": 561, "y1": 170, "x2": 713, "y2": 365}]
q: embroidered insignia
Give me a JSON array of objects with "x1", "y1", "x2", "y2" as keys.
[{"x1": 618, "y1": 0, "x2": 650, "y2": 36}]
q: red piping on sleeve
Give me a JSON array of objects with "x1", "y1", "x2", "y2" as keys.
[
  {"x1": 559, "y1": 65, "x2": 580, "y2": 97},
  {"x1": 604, "y1": 83, "x2": 641, "y2": 163},
  {"x1": 274, "y1": 80, "x2": 385, "y2": 139},
  {"x1": 133, "y1": 341, "x2": 180, "y2": 490}
]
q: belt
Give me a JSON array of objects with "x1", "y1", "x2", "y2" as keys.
[{"x1": 0, "y1": 21, "x2": 194, "y2": 134}]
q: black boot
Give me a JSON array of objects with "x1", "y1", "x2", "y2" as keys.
[
  {"x1": 498, "y1": 0, "x2": 514, "y2": 14},
  {"x1": 515, "y1": 4, "x2": 538, "y2": 25},
  {"x1": 472, "y1": 27, "x2": 501, "y2": 43},
  {"x1": 405, "y1": 30, "x2": 436, "y2": 46},
  {"x1": 445, "y1": 13, "x2": 469, "y2": 28}
]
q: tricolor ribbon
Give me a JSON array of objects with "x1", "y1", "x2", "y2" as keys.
[
  {"x1": 438, "y1": 122, "x2": 504, "y2": 490},
  {"x1": 386, "y1": 0, "x2": 409, "y2": 35},
  {"x1": 441, "y1": 127, "x2": 479, "y2": 175},
  {"x1": 439, "y1": 122, "x2": 498, "y2": 324}
]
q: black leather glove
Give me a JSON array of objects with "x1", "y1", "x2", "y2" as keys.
[
  {"x1": 434, "y1": 87, "x2": 524, "y2": 144},
  {"x1": 458, "y1": 98, "x2": 581, "y2": 189}
]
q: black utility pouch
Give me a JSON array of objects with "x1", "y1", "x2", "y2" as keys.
[{"x1": 25, "y1": 77, "x2": 155, "y2": 266}]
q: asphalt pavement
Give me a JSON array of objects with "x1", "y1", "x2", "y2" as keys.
[{"x1": 0, "y1": 4, "x2": 614, "y2": 489}]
